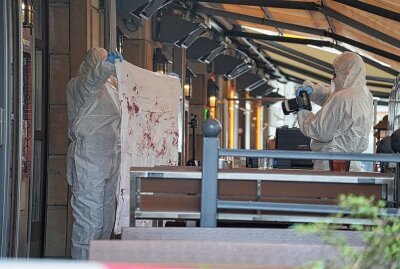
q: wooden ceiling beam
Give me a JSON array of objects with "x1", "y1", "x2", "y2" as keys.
[
  {"x1": 332, "y1": 0, "x2": 400, "y2": 22},
  {"x1": 195, "y1": 0, "x2": 318, "y2": 10}
]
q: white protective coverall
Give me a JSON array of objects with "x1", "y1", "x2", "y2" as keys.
[
  {"x1": 297, "y1": 52, "x2": 373, "y2": 171},
  {"x1": 66, "y1": 48, "x2": 121, "y2": 259}
]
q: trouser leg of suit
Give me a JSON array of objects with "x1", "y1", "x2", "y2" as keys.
[
  {"x1": 71, "y1": 184, "x2": 105, "y2": 259},
  {"x1": 99, "y1": 152, "x2": 119, "y2": 239},
  {"x1": 70, "y1": 141, "x2": 115, "y2": 259}
]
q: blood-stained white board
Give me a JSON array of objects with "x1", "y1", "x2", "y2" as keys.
[{"x1": 114, "y1": 62, "x2": 180, "y2": 233}]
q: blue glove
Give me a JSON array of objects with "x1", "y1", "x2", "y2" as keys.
[
  {"x1": 295, "y1": 85, "x2": 313, "y2": 97},
  {"x1": 295, "y1": 85, "x2": 313, "y2": 112},
  {"x1": 107, "y1": 51, "x2": 123, "y2": 64}
]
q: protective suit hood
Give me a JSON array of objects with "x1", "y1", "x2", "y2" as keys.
[
  {"x1": 332, "y1": 52, "x2": 366, "y2": 92},
  {"x1": 78, "y1": 48, "x2": 108, "y2": 76}
]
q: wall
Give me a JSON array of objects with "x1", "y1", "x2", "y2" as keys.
[
  {"x1": 45, "y1": 0, "x2": 103, "y2": 257},
  {"x1": 122, "y1": 19, "x2": 154, "y2": 70}
]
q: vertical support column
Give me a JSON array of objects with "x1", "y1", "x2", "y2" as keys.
[
  {"x1": 104, "y1": 0, "x2": 116, "y2": 51},
  {"x1": 122, "y1": 20, "x2": 154, "y2": 70},
  {"x1": 46, "y1": 0, "x2": 72, "y2": 257},
  {"x1": 255, "y1": 100, "x2": 264, "y2": 150},
  {"x1": 201, "y1": 119, "x2": 221, "y2": 227},
  {"x1": 173, "y1": 47, "x2": 186, "y2": 165},
  {"x1": 260, "y1": 101, "x2": 264, "y2": 149},
  {"x1": 70, "y1": 0, "x2": 88, "y2": 77},
  {"x1": 245, "y1": 100, "x2": 251, "y2": 149},
  {"x1": 228, "y1": 80, "x2": 235, "y2": 149},
  {"x1": 373, "y1": 99, "x2": 378, "y2": 154},
  {"x1": 234, "y1": 93, "x2": 239, "y2": 149}
]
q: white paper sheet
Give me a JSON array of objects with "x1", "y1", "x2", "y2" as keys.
[{"x1": 114, "y1": 62, "x2": 180, "y2": 233}]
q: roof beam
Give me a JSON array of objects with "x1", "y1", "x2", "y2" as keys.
[
  {"x1": 225, "y1": 30, "x2": 331, "y2": 46},
  {"x1": 196, "y1": 0, "x2": 318, "y2": 10},
  {"x1": 332, "y1": 0, "x2": 400, "y2": 22},
  {"x1": 270, "y1": 58, "x2": 393, "y2": 89},
  {"x1": 259, "y1": 44, "x2": 334, "y2": 74},
  {"x1": 195, "y1": 5, "x2": 400, "y2": 63},
  {"x1": 327, "y1": 33, "x2": 400, "y2": 62},
  {"x1": 280, "y1": 70, "x2": 390, "y2": 98},
  {"x1": 270, "y1": 59, "x2": 332, "y2": 84},
  {"x1": 195, "y1": 5, "x2": 326, "y2": 36},
  {"x1": 367, "y1": 82, "x2": 393, "y2": 89},
  {"x1": 260, "y1": 40, "x2": 334, "y2": 70},
  {"x1": 225, "y1": 29, "x2": 400, "y2": 64},
  {"x1": 332, "y1": 44, "x2": 398, "y2": 76},
  {"x1": 322, "y1": 6, "x2": 400, "y2": 48},
  {"x1": 365, "y1": 76, "x2": 395, "y2": 84},
  {"x1": 261, "y1": 40, "x2": 396, "y2": 82}
]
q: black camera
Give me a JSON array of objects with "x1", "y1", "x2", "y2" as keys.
[{"x1": 282, "y1": 86, "x2": 312, "y2": 115}]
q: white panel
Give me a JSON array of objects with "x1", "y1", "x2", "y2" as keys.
[{"x1": 114, "y1": 62, "x2": 181, "y2": 233}]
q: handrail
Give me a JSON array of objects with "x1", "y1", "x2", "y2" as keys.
[{"x1": 219, "y1": 149, "x2": 400, "y2": 162}]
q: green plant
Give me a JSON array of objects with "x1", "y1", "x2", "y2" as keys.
[{"x1": 296, "y1": 194, "x2": 400, "y2": 269}]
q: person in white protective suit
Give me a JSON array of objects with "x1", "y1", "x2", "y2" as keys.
[
  {"x1": 297, "y1": 51, "x2": 373, "y2": 171},
  {"x1": 66, "y1": 48, "x2": 123, "y2": 259}
]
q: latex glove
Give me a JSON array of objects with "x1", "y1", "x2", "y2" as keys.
[
  {"x1": 295, "y1": 85, "x2": 313, "y2": 97},
  {"x1": 107, "y1": 51, "x2": 123, "y2": 64}
]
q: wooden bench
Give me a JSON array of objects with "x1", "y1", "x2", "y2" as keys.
[{"x1": 130, "y1": 166, "x2": 394, "y2": 226}]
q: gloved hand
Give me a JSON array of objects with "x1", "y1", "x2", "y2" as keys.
[
  {"x1": 295, "y1": 85, "x2": 313, "y2": 112},
  {"x1": 107, "y1": 51, "x2": 123, "y2": 64},
  {"x1": 295, "y1": 85, "x2": 313, "y2": 97}
]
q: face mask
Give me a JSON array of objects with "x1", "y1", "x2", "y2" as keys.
[{"x1": 331, "y1": 79, "x2": 336, "y2": 91}]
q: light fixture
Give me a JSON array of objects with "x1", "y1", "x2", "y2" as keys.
[
  {"x1": 187, "y1": 37, "x2": 227, "y2": 64},
  {"x1": 22, "y1": 0, "x2": 34, "y2": 28},
  {"x1": 117, "y1": 0, "x2": 173, "y2": 20},
  {"x1": 209, "y1": 96, "x2": 216, "y2": 108},
  {"x1": 207, "y1": 78, "x2": 219, "y2": 119},
  {"x1": 176, "y1": 24, "x2": 207, "y2": 49},
  {"x1": 211, "y1": 49, "x2": 253, "y2": 80},
  {"x1": 153, "y1": 48, "x2": 169, "y2": 74},
  {"x1": 184, "y1": 67, "x2": 196, "y2": 99}
]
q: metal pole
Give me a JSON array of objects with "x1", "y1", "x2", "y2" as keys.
[
  {"x1": 173, "y1": 47, "x2": 186, "y2": 165},
  {"x1": 200, "y1": 119, "x2": 221, "y2": 227},
  {"x1": 373, "y1": 99, "x2": 378, "y2": 154}
]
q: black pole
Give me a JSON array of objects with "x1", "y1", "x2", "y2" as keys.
[
  {"x1": 191, "y1": 123, "x2": 196, "y2": 161},
  {"x1": 186, "y1": 114, "x2": 200, "y2": 166}
]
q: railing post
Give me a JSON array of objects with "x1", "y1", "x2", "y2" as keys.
[
  {"x1": 396, "y1": 163, "x2": 400, "y2": 207},
  {"x1": 201, "y1": 119, "x2": 221, "y2": 227}
]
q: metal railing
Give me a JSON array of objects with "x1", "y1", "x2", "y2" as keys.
[{"x1": 200, "y1": 119, "x2": 400, "y2": 227}]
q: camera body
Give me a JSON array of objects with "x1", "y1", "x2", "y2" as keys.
[{"x1": 282, "y1": 86, "x2": 312, "y2": 115}]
